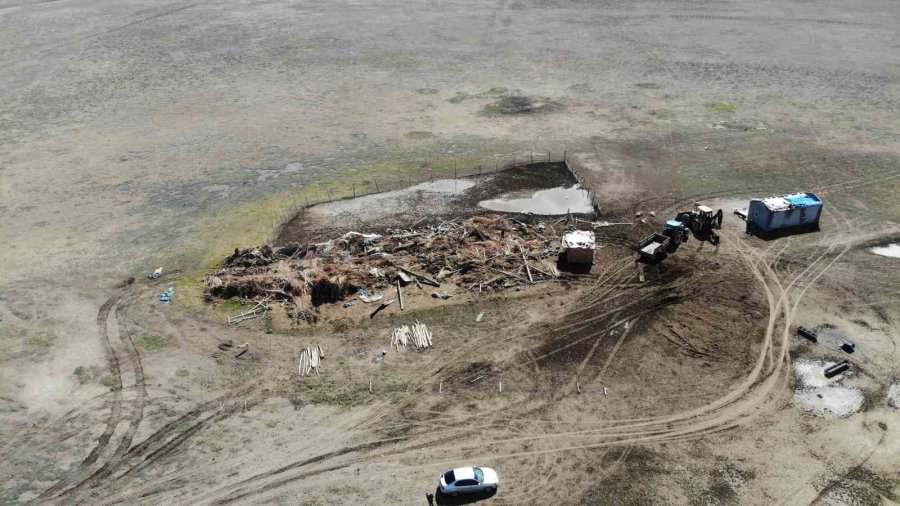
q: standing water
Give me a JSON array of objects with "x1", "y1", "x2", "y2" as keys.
[{"x1": 478, "y1": 184, "x2": 593, "y2": 215}]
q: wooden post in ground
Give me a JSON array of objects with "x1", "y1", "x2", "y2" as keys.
[
  {"x1": 373, "y1": 178, "x2": 380, "y2": 192},
  {"x1": 397, "y1": 280, "x2": 404, "y2": 311}
]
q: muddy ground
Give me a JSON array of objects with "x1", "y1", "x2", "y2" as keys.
[{"x1": 3, "y1": 0, "x2": 900, "y2": 504}]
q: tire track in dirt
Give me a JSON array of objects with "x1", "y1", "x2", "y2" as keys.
[
  {"x1": 52, "y1": 290, "x2": 149, "y2": 496},
  {"x1": 36, "y1": 296, "x2": 123, "y2": 500},
  {"x1": 102, "y1": 188, "x2": 861, "y2": 502},
  {"x1": 82, "y1": 296, "x2": 123, "y2": 467}
]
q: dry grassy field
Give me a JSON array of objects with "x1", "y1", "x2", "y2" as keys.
[{"x1": 2, "y1": 0, "x2": 899, "y2": 504}]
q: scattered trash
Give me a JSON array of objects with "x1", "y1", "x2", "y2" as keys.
[
  {"x1": 159, "y1": 286, "x2": 175, "y2": 302},
  {"x1": 475, "y1": 312, "x2": 484, "y2": 323},
  {"x1": 431, "y1": 292, "x2": 453, "y2": 300},
  {"x1": 234, "y1": 342, "x2": 249, "y2": 359},
  {"x1": 359, "y1": 293, "x2": 383, "y2": 303},
  {"x1": 391, "y1": 321, "x2": 433, "y2": 350},
  {"x1": 298, "y1": 345, "x2": 324, "y2": 376},
  {"x1": 148, "y1": 267, "x2": 163, "y2": 279},
  {"x1": 840, "y1": 342, "x2": 856, "y2": 354},
  {"x1": 343, "y1": 301, "x2": 355, "y2": 308}
]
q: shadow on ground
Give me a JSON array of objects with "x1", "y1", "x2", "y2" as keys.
[{"x1": 434, "y1": 487, "x2": 498, "y2": 505}]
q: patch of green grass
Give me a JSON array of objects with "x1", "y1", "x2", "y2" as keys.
[
  {"x1": 215, "y1": 299, "x2": 243, "y2": 313},
  {"x1": 99, "y1": 375, "x2": 117, "y2": 388},
  {"x1": 0, "y1": 330, "x2": 56, "y2": 363},
  {"x1": 73, "y1": 365, "x2": 104, "y2": 384},
  {"x1": 133, "y1": 332, "x2": 173, "y2": 352},
  {"x1": 404, "y1": 130, "x2": 435, "y2": 140},
  {"x1": 707, "y1": 101, "x2": 739, "y2": 113},
  {"x1": 415, "y1": 87, "x2": 439, "y2": 95},
  {"x1": 24, "y1": 332, "x2": 55, "y2": 354}
]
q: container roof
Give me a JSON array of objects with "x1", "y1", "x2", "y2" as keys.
[
  {"x1": 760, "y1": 192, "x2": 821, "y2": 211},
  {"x1": 562, "y1": 230, "x2": 595, "y2": 249}
]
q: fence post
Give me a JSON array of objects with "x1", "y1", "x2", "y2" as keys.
[
  {"x1": 373, "y1": 178, "x2": 379, "y2": 192},
  {"x1": 548, "y1": 151, "x2": 551, "y2": 163},
  {"x1": 530, "y1": 149, "x2": 533, "y2": 163},
  {"x1": 564, "y1": 149, "x2": 567, "y2": 162}
]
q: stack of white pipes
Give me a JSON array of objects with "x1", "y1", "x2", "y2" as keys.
[
  {"x1": 298, "y1": 345, "x2": 324, "y2": 376},
  {"x1": 391, "y1": 322, "x2": 433, "y2": 350}
]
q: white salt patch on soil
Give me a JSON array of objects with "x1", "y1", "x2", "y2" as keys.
[
  {"x1": 794, "y1": 359, "x2": 842, "y2": 388},
  {"x1": 868, "y1": 243, "x2": 900, "y2": 258},
  {"x1": 793, "y1": 359, "x2": 863, "y2": 418},
  {"x1": 794, "y1": 387, "x2": 864, "y2": 419},
  {"x1": 408, "y1": 179, "x2": 475, "y2": 194},
  {"x1": 479, "y1": 184, "x2": 593, "y2": 214},
  {"x1": 888, "y1": 381, "x2": 900, "y2": 408}
]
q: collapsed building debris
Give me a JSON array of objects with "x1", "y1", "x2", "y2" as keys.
[{"x1": 203, "y1": 215, "x2": 569, "y2": 321}]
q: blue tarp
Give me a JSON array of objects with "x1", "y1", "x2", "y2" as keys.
[
  {"x1": 665, "y1": 220, "x2": 684, "y2": 228},
  {"x1": 784, "y1": 194, "x2": 821, "y2": 208}
]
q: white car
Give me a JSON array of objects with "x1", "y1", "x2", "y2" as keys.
[{"x1": 439, "y1": 466, "x2": 499, "y2": 496}]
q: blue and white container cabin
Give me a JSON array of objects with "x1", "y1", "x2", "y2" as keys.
[{"x1": 746, "y1": 192, "x2": 822, "y2": 236}]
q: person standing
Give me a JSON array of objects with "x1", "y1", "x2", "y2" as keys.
[{"x1": 426, "y1": 491, "x2": 435, "y2": 506}]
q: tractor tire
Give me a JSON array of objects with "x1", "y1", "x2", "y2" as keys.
[{"x1": 710, "y1": 235, "x2": 720, "y2": 246}]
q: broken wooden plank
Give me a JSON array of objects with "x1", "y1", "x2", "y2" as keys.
[{"x1": 394, "y1": 265, "x2": 440, "y2": 287}]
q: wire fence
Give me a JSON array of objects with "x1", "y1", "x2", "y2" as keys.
[{"x1": 265, "y1": 148, "x2": 598, "y2": 244}]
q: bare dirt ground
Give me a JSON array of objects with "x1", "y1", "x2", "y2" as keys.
[{"x1": 2, "y1": 0, "x2": 900, "y2": 504}]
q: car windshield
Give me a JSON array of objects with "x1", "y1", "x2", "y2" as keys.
[
  {"x1": 444, "y1": 470, "x2": 455, "y2": 484},
  {"x1": 474, "y1": 468, "x2": 484, "y2": 483}
]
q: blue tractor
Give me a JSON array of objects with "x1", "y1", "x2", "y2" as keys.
[{"x1": 663, "y1": 220, "x2": 688, "y2": 252}]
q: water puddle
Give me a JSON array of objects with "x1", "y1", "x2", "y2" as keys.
[
  {"x1": 478, "y1": 184, "x2": 593, "y2": 215},
  {"x1": 868, "y1": 243, "x2": 900, "y2": 258},
  {"x1": 408, "y1": 179, "x2": 475, "y2": 194}
]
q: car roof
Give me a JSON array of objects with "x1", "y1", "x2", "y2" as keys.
[{"x1": 451, "y1": 467, "x2": 475, "y2": 480}]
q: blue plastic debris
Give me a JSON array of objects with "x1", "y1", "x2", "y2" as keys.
[
  {"x1": 356, "y1": 288, "x2": 370, "y2": 296},
  {"x1": 343, "y1": 301, "x2": 355, "y2": 308},
  {"x1": 159, "y1": 286, "x2": 175, "y2": 302}
]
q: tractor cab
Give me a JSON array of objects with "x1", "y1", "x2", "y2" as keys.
[{"x1": 663, "y1": 219, "x2": 687, "y2": 252}]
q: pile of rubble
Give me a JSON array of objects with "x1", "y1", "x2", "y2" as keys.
[{"x1": 203, "y1": 215, "x2": 564, "y2": 319}]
